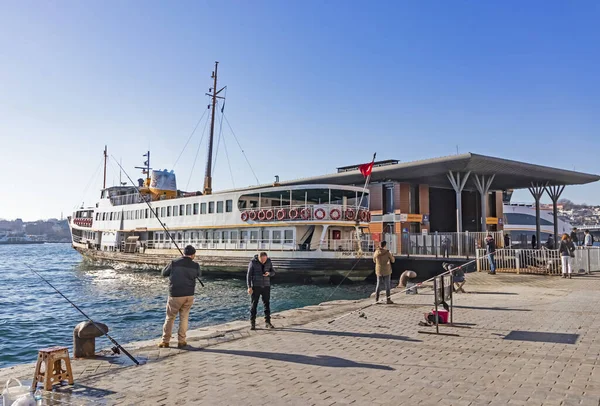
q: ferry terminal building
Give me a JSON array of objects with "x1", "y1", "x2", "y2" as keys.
[{"x1": 274, "y1": 153, "x2": 599, "y2": 251}]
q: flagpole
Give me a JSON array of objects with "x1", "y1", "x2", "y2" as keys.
[{"x1": 354, "y1": 153, "x2": 376, "y2": 255}]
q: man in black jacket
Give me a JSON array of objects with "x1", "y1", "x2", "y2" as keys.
[
  {"x1": 247, "y1": 252, "x2": 276, "y2": 330},
  {"x1": 159, "y1": 245, "x2": 201, "y2": 348}
]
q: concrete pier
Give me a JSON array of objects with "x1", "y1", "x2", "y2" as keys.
[{"x1": 2, "y1": 272, "x2": 600, "y2": 405}]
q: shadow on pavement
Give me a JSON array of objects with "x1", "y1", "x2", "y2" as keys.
[
  {"x1": 278, "y1": 328, "x2": 422, "y2": 342},
  {"x1": 465, "y1": 292, "x2": 519, "y2": 295},
  {"x1": 453, "y1": 305, "x2": 531, "y2": 312},
  {"x1": 199, "y1": 349, "x2": 395, "y2": 370}
]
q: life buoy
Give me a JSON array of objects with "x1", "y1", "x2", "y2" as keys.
[
  {"x1": 276, "y1": 209, "x2": 286, "y2": 220},
  {"x1": 330, "y1": 208, "x2": 341, "y2": 220},
  {"x1": 345, "y1": 209, "x2": 355, "y2": 221},
  {"x1": 360, "y1": 210, "x2": 368, "y2": 222},
  {"x1": 289, "y1": 208, "x2": 299, "y2": 219},
  {"x1": 241, "y1": 211, "x2": 249, "y2": 222},
  {"x1": 265, "y1": 209, "x2": 274, "y2": 220},
  {"x1": 367, "y1": 212, "x2": 372, "y2": 222},
  {"x1": 258, "y1": 210, "x2": 267, "y2": 221},
  {"x1": 301, "y1": 208, "x2": 311, "y2": 220},
  {"x1": 248, "y1": 211, "x2": 257, "y2": 221},
  {"x1": 314, "y1": 208, "x2": 326, "y2": 220}
]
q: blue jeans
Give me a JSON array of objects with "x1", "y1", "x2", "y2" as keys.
[{"x1": 488, "y1": 254, "x2": 496, "y2": 273}]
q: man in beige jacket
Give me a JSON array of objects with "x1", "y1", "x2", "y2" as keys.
[{"x1": 373, "y1": 241, "x2": 395, "y2": 304}]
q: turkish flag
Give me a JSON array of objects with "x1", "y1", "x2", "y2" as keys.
[{"x1": 358, "y1": 161, "x2": 374, "y2": 178}]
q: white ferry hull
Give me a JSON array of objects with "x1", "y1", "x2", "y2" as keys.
[{"x1": 73, "y1": 244, "x2": 374, "y2": 283}]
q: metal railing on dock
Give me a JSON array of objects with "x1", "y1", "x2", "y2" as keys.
[{"x1": 400, "y1": 231, "x2": 504, "y2": 259}]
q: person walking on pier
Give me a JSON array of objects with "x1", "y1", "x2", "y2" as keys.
[
  {"x1": 559, "y1": 234, "x2": 576, "y2": 278},
  {"x1": 584, "y1": 230, "x2": 593, "y2": 247},
  {"x1": 247, "y1": 252, "x2": 276, "y2": 330},
  {"x1": 441, "y1": 235, "x2": 450, "y2": 258},
  {"x1": 571, "y1": 228, "x2": 579, "y2": 246},
  {"x1": 504, "y1": 234, "x2": 510, "y2": 248},
  {"x1": 546, "y1": 234, "x2": 555, "y2": 250},
  {"x1": 159, "y1": 245, "x2": 201, "y2": 348},
  {"x1": 373, "y1": 241, "x2": 395, "y2": 304},
  {"x1": 485, "y1": 234, "x2": 497, "y2": 275},
  {"x1": 531, "y1": 235, "x2": 537, "y2": 250}
]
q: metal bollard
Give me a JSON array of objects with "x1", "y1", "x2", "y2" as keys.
[{"x1": 73, "y1": 321, "x2": 109, "y2": 358}]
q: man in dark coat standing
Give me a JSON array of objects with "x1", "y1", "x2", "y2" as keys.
[{"x1": 247, "y1": 252, "x2": 276, "y2": 330}]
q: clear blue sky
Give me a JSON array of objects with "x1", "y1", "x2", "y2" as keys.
[{"x1": 1, "y1": 1, "x2": 598, "y2": 221}]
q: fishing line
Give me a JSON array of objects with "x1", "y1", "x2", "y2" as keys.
[
  {"x1": 25, "y1": 263, "x2": 140, "y2": 365},
  {"x1": 112, "y1": 156, "x2": 204, "y2": 287}
]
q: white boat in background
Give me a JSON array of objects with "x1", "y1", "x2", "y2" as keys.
[
  {"x1": 0, "y1": 233, "x2": 45, "y2": 245},
  {"x1": 503, "y1": 203, "x2": 572, "y2": 247}
]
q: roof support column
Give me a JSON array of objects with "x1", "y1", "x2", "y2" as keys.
[
  {"x1": 447, "y1": 170, "x2": 471, "y2": 233},
  {"x1": 528, "y1": 182, "x2": 547, "y2": 249},
  {"x1": 473, "y1": 174, "x2": 495, "y2": 232},
  {"x1": 544, "y1": 185, "x2": 565, "y2": 247}
]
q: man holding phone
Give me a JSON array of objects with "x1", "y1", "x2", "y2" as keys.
[{"x1": 247, "y1": 252, "x2": 276, "y2": 330}]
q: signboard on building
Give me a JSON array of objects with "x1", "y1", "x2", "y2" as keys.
[
  {"x1": 422, "y1": 214, "x2": 430, "y2": 223},
  {"x1": 486, "y1": 217, "x2": 499, "y2": 225},
  {"x1": 422, "y1": 229, "x2": 428, "y2": 236},
  {"x1": 406, "y1": 214, "x2": 423, "y2": 223},
  {"x1": 398, "y1": 213, "x2": 408, "y2": 222}
]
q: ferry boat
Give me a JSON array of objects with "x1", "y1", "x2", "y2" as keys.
[
  {"x1": 0, "y1": 233, "x2": 45, "y2": 245},
  {"x1": 69, "y1": 63, "x2": 374, "y2": 283},
  {"x1": 503, "y1": 203, "x2": 572, "y2": 247}
]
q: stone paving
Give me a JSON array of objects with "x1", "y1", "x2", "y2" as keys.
[{"x1": 2, "y1": 271, "x2": 600, "y2": 405}]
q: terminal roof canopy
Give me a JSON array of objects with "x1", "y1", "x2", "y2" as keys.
[{"x1": 277, "y1": 153, "x2": 600, "y2": 191}]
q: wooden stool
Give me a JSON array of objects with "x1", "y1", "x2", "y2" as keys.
[{"x1": 31, "y1": 346, "x2": 74, "y2": 391}]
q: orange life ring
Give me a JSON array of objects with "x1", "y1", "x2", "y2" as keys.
[
  {"x1": 345, "y1": 209, "x2": 355, "y2": 221},
  {"x1": 241, "y1": 211, "x2": 249, "y2": 221},
  {"x1": 330, "y1": 208, "x2": 341, "y2": 220},
  {"x1": 360, "y1": 210, "x2": 368, "y2": 221},
  {"x1": 289, "y1": 208, "x2": 299, "y2": 219},
  {"x1": 265, "y1": 209, "x2": 274, "y2": 220},
  {"x1": 276, "y1": 209, "x2": 286, "y2": 220},
  {"x1": 248, "y1": 211, "x2": 257, "y2": 221},
  {"x1": 301, "y1": 208, "x2": 311, "y2": 220},
  {"x1": 314, "y1": 208, "x2": 326, "y2": 220},
  {"x1": 258, "y1": 210, "x2": 267, "y2": 221}
]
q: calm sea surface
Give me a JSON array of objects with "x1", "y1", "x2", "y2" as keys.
[{"x1": 0, "y1": 244, "x2": 373, "y2": 368}]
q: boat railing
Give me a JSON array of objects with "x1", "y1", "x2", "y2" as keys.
[
  {"x1": 135, "y1": 237, "x2": 376, "y2": 253},
  {"x1": 240, "y1": 204, "x2": 370, "y2": 222},
  {"x1": 110, "y1": 193, "x2": 150, "y2": 206}
]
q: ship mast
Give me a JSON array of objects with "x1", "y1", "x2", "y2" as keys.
[
  {"x1": 103, "y1": 145, "x2": 108, "y2": 189},
  {"x1": 203, "y1": 61, "x2": 225, "y2": 195}
]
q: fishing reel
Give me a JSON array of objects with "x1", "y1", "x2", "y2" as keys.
[{"x1": 111, "y1": 346, "x2": 121, "y2": 355}]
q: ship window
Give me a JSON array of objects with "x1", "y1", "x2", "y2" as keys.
[
  {"x1": 186, "y1": 204, "x2": 191, "y2": 216},
  {"x1": 206, "y1": 230, "x2": 213, "y2": 243},
  {"x1": 209, "y1": 202, "x2": 215, "y2": 214},
  {"x1": 103, "y1": 213, "x2": 107, "y2": 221},
  {"x1": 96, "y1": 213, "x2": 100, "y2": 221},
  {"x1": 161, "y1": 207, "x2": 165, "y2": 217},
  {"x1": 249, "y1": 200, "x2": 258, "y2": 209},
  {"x1": 240, "y1": 231, "x2": 248, "y2": 243},
  {"x1": 150, "y1": 210, "x2": 154, "y2": 219},
  {"x1": 261, "y1": 230, "x2": 270, "y2": 242},
  {"x1": 167, "y1": 206, "x2": 171, "y2": 217},
  {"x1": 110, "y1": 213, "x2": 113, "y2": 221},
  {"x1": 200, "y1": 203, "x2": 207, "y2": 214},
  {"x1": 180, "y1": 205, "x2": 185, "y2": 216},
  {"x1": 223, "y1": 231, "x2": 230, "y2": 242},
  {"x1": 505, "y1": 213, "x2": 553, "y2": 226},
  {"x1": 284, "y1": 230, "x2": 294, "y2": 244},
  {"x1": 173, "y1": 206, "x2": 178, "y2": 217},
  {"x1": 238, "y1": 200, "x2": 247, "y2": 209},
  {"x1": 226, "y1": 200, "x2": 233, "y2": 212},
  {"x1": 145, "y1": 209, "x2": 149, "y2": 219},
  {"x1": 193, "y1": 203, "x2": 199, "y2": 215},
  {"x1": 250, "y1": 231, "x2": 258, "y2": 243},
  {"x1": 273, "y1": 230, "x2": 282, "y2": 244},
  {"x1": 214, "y1": 231, "x2": 222, "y2": 243},
  {"x1": 231, "y1": 231, "x2": 238, "y2": 242},
  {"x1": 217, "y1": 201, "x2": 224, "y2": 213}
]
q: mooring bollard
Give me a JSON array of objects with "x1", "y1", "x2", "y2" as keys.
[{"x1": 73, "y1": 321, "x2": 109, "y2": 358}]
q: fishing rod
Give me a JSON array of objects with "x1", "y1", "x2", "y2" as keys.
[
  {"x1": 327, "y1": 243, "x2": 498, "y2": 324},
  {"x1": 26, "y1": 264, "x2": 140, "y2": 365},
  {"x1": 113, "y1": 156, "x2": 204, "y2": 287}
]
